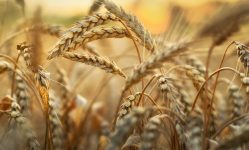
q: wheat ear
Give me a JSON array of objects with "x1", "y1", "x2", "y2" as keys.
[
  {"x1": 62, "y1": 52, "x2": 126, "y2": 78},
  {"x1": 124, "y1": 42, "x2": 188, "y2": 91},
  {"x1": 9, "y1": 98, "x2": 41, "y2": 150},
  {"x1": 103, "y1": 0, "x2": 155, "y2": 52},
  {"x1": 66, "y1": 26, "x2": 131, "y2": 51},
  {"x1": 47, "y1": 12, "x2": 119, "y2": 59}
]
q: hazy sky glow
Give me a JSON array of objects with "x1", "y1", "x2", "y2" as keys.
[
  {"x1": 27, "y1": 0, "x2": 135, "y2": 16},
  {"x1": 26, "y1": 0, "x2": 238, "y2": 16},
  {"x1": 23, "y1": 0, "x2": 239, "y2": 33}
]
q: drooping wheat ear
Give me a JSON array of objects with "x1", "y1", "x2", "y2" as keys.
[
  {"x1": 62, "y1": 52, "x2": 126, "y2": 78},
  {"x1": 157, "y1": 75, "x2": 185, "y2": 117},
  {"x1": 228, "y1": 85, "x2": 245, "y2": 124},
  {"x1": 17, "y1": 42, "x2": 33, "y2": 70},
  {"x1": 117, "y1": 94, "x2": 138, "y2": 120},
  {"x1": 185, "y1": 115, "x2": 203, "y2": 150},
  {"x1": 140, "y1": 115, "x2": 162, "y2": 150},
  {"x1": 175, "y1": 121, "x2": 187, "y2": 148},
  {"x1": 66, "y1": 26, "x2": 132, "y2": 52},
  {"x1": 181, "y1": 65, "x2": 205, "y2": 90},
  {"x1": 124, "y1": 42, "x2": 188, "y2": 91},
  {"x1": 197, "y1": 1, "x2": 249, "y2": 46},
  {"x1": 49, "y1": 95, "x2": 64, "y2": 150},
  {"x1": 180, "y1": 65, "x2": 212, "y2": 114},
  {"x1": 186, "y1": 55, "x2": 206, "y2": 76},
  {"x1": 103, "y1": 0, "x2": 155, "y2": 52},
  {"x1": 35, "y1": 68, "x2": 50, "y2": 89},
  {"x1": 8, "y1": 99, "x2": 40, "y2": 150},
  {"x1": 34, "y1": 67, "x2": 50, "y2": 110},
  {"x1": 235, "y1": 41, "x2": 249, "y2": 72},
  {"x1": 15, "y1": 75, "x2": 30, "y2": 114},
  {"x1": 183, "y1": 66, "x2": 216, "y2": 136},
  {"x1": 88, "y1": 0, "x2": 104, "y2": 15},
  {"x1": 47, "y1": 12, "x2": 119, "y2": 60},
  {"x1": 174, "y1": 82, "x2": 192, "y2": 115},
  {"x1": 16, "y1": 42, "x2": 42, "y2": 73},
  {"x1": 106, "y1": 107, "x2": 149, "y2": 150}
]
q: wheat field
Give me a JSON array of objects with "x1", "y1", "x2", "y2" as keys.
[{"x1": 0, "y1": 0, "x2": 249, "y2": 150}]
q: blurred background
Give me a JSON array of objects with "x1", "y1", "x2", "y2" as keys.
[{"x1": 0, "y1": 0, "x2": 239, "y2": 35}]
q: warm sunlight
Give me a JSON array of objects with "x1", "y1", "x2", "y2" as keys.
[{"x1": 0, "y1": 0, "x2": 248, "y2": 150}]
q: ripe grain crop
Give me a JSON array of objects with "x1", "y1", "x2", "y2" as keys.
[{"x1": 1, "y1": 0, "x2": 249, "y2": 150}]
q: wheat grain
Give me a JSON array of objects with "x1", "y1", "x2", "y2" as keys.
[
  {"x1": 17, "y1": 42, "x2": 33, "y2": 70},
  {"x1": 157, "y1": 75, "x2": 185, "y2": 117},
  {"x1": 117, "y1": 94, "x2": 138, "y2": 120},
  {"x1": 186, "y1": 55, "x2": 206, "y2": 76}
]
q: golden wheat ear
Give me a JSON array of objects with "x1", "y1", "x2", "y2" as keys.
[
  {"x1": 124, "y1": 42, "x2": 188, "y2": 91},
  {"x1": 47, "y1": 12, "x2": 119, "y2": 60},
  {"x1": 103, "y1": 0, "x2": 155, "y2": 52},
  {"x1": 62, "y1": 52, "x2": 126, "y2": 78}
]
